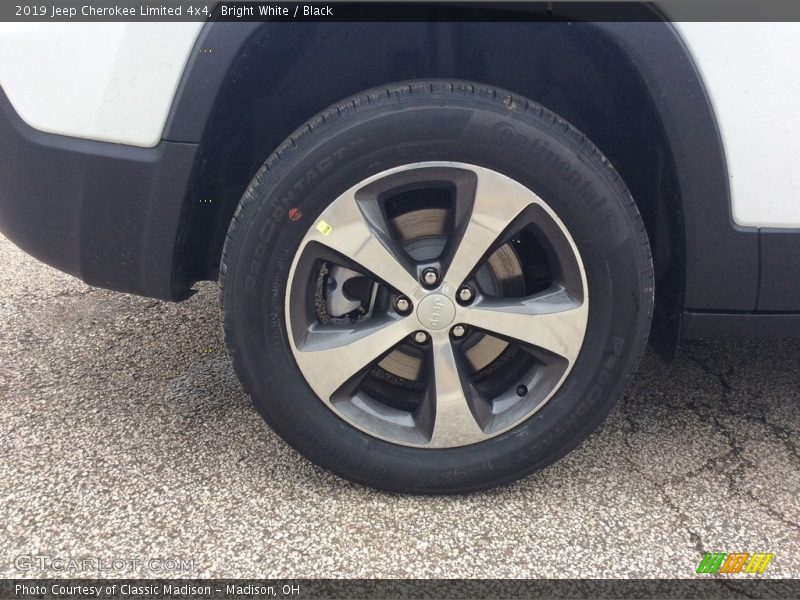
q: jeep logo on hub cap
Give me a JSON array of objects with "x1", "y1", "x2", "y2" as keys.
[{"x1": 416, "y1": 294, "x2": 456, "y2": 331}]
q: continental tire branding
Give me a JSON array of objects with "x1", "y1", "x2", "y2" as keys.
[{"x1": 489, "y1": 121, "x2": 626, "y2": 246}]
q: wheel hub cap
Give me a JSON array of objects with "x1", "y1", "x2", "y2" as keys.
[{"x1": 416, "y1": 294, "x2": 455, "y2": 331}]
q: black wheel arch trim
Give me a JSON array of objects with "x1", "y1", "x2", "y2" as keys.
[{"x1": 163, "y1": 17, "x2": 764, "y2": 314}]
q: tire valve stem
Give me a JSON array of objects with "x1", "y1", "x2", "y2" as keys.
[{"x1": 516, "y1": 384, "x2": 528, "y2": 397}]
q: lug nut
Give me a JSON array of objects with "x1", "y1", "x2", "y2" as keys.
[
  {"x1": 451, "y1": 325, "x2": 466, "y2": 338},
  {"x1": 395, "y1": 296, "x2": 411, "y2": 314},
  {"x1": 413, "y1": 331, "x2": 429, "y2": 344},
  {"x1": 457, "y1": 286, "x2": 474, "y2": 304},
  {"x1": 421, "y1": 268, "x2": 439, "y2": 287}
]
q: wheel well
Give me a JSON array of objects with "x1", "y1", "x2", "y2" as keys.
[{"x1": 177, "y1": 20, "x2": 682, "y2": 316}]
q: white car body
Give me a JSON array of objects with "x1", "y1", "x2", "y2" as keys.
[
  {"x1": 0, "y1": 21, "x2": 798, "y2": 228},
  {"x1": 0, "y1": 23, "x2": 203, "y2": 147}
]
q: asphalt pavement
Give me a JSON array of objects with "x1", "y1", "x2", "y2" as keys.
[{"x1": 1, "y1": 234, "x2": 799, "y2": 579}]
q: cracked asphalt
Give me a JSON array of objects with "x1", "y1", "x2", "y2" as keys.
[{"x1": 1, "y1": 233, "x2": 799, "y2": 579}]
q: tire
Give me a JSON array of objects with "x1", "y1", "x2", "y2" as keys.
[{"x1": 220, "y1": 80, "x2": 653, "y2": 494}]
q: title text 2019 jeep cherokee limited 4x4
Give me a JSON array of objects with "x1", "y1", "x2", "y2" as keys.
[{"x1": 2, "y1": 10, "x2": 799, "y2": 492}]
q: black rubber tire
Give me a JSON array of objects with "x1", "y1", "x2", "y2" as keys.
[{"x1": 220, "y1": 80, "x2": 653, "y2": 494}]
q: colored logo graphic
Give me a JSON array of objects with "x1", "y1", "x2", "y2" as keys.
[{"x1": 696, "y1": 552, "x2": 774, "y2": 574}]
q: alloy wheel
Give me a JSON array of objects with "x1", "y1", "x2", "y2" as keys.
[{"x1": 286, "y1": 162, "x2": 588, "y2": 448}]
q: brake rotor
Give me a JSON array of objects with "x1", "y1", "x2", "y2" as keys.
[{"x1": 375, "y1": 207, "x2": 525, "y2": 382}]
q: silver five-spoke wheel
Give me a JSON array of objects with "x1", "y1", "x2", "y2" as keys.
[{"x1": 286, "y1": 162, "x2": 588, "y2": 448}]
